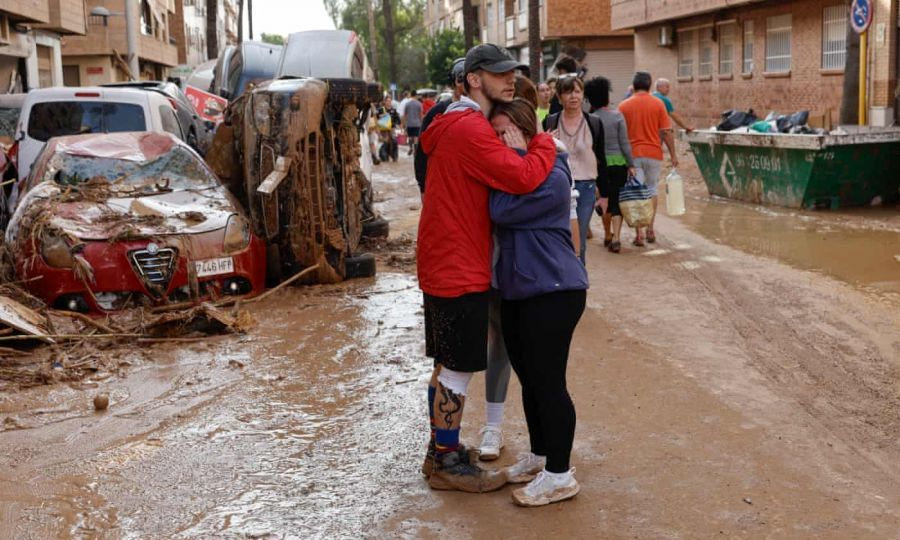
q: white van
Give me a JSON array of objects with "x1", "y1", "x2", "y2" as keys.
[{"x1": 14, "y1": 87, "x2": 186, "y2": 182}]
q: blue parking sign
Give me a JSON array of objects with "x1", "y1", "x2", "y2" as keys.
[{"x1": 850, "y1": 0, "x2": 873, "y2": 33}]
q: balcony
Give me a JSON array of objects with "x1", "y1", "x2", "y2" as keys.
[
  {"x1": 35, "y1": 0, "x2": 87, "y2": 35},
  {"x1": 1, "y1": 0, "x2": 51, "y2": 24},
  {"x1": 611, "y1": 0, "x2": 762, "y2": 31}
]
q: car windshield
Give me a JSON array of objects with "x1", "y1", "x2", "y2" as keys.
[
  {"x1": 0, "y1": 107, "x2": 19, "y2": 139},
  {"x1": 41, "y1": 145, "x2": 218, "y2": 193},
  {"x1": 27, "y1": 101, "x2": 146, "y2": 142}
]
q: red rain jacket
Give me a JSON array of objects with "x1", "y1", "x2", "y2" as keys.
[{"x1": 417, "y1": 106, "x2": 556, "y2": 298}]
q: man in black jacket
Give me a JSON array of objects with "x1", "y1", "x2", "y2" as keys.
[{"x1": 413, "y1": 57, "x2": 465, "y2": 194}]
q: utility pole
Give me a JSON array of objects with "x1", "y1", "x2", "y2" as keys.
[
  {"x1": 248, "y1": 0, "x2": 253, "y2": 40},
  {"x1": 124, "y1": 0, "x2": 139, "y2": 79},
  {"x1": 528, "y1": 0, "x2": 540, "y2": 82}
]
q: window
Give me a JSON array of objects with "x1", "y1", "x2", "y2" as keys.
[
  {"x1": 822, "y1": 5, "x2": 847, "y2": 69},
  {"x1": 719, "y1": 23, "x2": 735, "y2": 75},
  {"x1": 159, "y1": 105, "x2": 183, "y2": 139},
  {"x1": 743, "y1": 21, "x2": 754, "y2": 73},
  {"x1": 765, "y1": 14, "x2": 791, "y2": 73},
  {"x1": 698, "y1": 27, "x2": 713, "y2": 76},
  {"x1": 141, "y1": 0, "x2": 153, "y2": 35},
  {"x1": 677, "y1": 30, "x2": 694, "y2": 78},
  {"x1": 518, "y1": 0, "x2": 527, "y2": 31},
  {"x1": 27, "y1": 102, "x2": 146, "y2": 142}
]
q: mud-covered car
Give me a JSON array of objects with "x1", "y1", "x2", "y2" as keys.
[
  {"x1": 5, "y1": 132, "x2": 265, "y2": 314},
  {"x1": 208, "y1": 76, "x2": 382, "y2": 284}
]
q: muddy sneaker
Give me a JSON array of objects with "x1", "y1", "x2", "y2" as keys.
[
  {"x1": 421, "y1": 443, "x2": 477, "y2": 477},
  {"x1": 428, "y1": 450, "x2": 507, "y2": 493},
  {"x1": 512, "y1": 468, "x2": 580, "y2": 507},
  {"x1": 504, "y1": 452, "x2": 546, "y2": 483},
  {"x1": 478, "y1": 425, "x2": 503, "y2": 461}
]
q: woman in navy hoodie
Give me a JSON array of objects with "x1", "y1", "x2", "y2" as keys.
[{"x1": 488, "y1": 98, "x2": 589, "y2": 507}]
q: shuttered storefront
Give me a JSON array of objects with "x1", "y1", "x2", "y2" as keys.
[{"x1": 581, "y1": 49, "x2": 634, "y2": 108}]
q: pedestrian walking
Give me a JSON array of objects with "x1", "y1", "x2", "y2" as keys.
[
  {"x1": 618, "y1": 71, "x2": 678, "y2": 245},
  {"x1": 403, "y1": 91, "x2": 423, "y2": 156},
  {"x1": 585, "y1": 76, "x2": 635, "y2": 253},
  {"x1": 375, "y1": 95, "x2": 401, "y2": 162},
  {"x1": 543, "y1": 75, "x2": 609, "y2": 264},
  {"x1": 417, "y1": 43, "x2": 557, "y2": 493},
  {"x1": 488, "y1": 98, "x2": 588, "y2": 506},
  {"x1": 653, "y1": 79, "x2": 695, "y2": 133}
]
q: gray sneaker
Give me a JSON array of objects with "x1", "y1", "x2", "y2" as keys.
[
  {"x1": 428, "y1": 450, "x2": 507, "y2": 493},
  {"x1": 421, "y1": 442, "x2": 478, "y2": 476}
]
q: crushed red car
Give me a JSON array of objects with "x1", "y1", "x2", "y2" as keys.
[{"x1": 4, "y1": 132, "x2": 265, "y2": 314}]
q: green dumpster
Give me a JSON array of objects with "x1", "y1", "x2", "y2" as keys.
[{"x1": 687, "y1": 128, "x2": 900, "y2": 209}]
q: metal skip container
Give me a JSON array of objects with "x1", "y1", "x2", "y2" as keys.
[{"x1": 686, "y1": 127, "x2": 900, "y2": 209}]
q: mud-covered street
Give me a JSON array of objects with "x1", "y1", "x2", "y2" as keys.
[{"x1": 0, "y1": 147, "x2": 898, "y2": 538}]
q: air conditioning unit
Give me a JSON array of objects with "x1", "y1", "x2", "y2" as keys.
[{"x1": 658, "y1": 25, "x2": 675, "y2": 47}]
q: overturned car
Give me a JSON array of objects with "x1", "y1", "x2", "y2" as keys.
[
  {"x1": 209, "y1": 75, "x2": 382, "y2": 284},
  {"x1": 5, "y1": 132, "x2": 265, "y2": 314}
]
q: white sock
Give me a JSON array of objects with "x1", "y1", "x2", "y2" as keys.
[
  {"x1": 485, "y1": 401, "x2": 504, "y2": 428},
  {"x1": 543, "y1": 468, "x2": 573, "y2": 480}
]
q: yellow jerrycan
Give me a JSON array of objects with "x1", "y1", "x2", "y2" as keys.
[{"x1": 665, "y1": 168, "x2": 686, "y2": 216}]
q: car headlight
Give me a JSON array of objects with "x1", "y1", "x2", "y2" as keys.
[
  {"x1": 41, "y1": 229, "x2": 75, "y2": 268},
  {"x1": 223, "y1": 214, "x2": 251, "y2": 253}
]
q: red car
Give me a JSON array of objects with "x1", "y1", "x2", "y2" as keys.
[{"x1": 5, "y1": 132, "x2": 265, "y2": 314}]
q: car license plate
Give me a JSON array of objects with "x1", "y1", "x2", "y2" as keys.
[{"x1": 194, "y1": 257, "x2": 234, "y2": 277}]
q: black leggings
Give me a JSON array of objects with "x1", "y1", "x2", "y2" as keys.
[{"x1": 501, "y1": 289, "x2": 586, "y2": 473}]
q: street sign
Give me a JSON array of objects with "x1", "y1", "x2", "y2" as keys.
[
  {"x1": 389, "y1": 83, "x2": 397, "y2": 91},
  {"x1": 850, "y1": 0, "x2": 873, "y2": 34}
]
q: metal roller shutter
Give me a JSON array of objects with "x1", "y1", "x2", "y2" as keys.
[{"x1": 581, "y1": 49, "x2": 634, "y2": 108}]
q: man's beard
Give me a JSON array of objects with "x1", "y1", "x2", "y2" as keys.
[{"x1": 485, "y1": 82, "x2": 513, "y2": 104}]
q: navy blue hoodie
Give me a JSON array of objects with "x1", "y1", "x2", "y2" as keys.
[{"x1": 490, "y1": 151, "x2": 589, "y2": 301}]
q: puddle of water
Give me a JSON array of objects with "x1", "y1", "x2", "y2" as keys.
[{"x1": 679, "y1": 195, "x2": 900, "y2": 295}]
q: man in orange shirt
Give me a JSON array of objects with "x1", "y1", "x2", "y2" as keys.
[{"x1": 617, "y1": 71, "x2": 677, "y2": 245}]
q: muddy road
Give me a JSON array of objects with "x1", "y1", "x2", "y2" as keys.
[{"x1": 0, "y1": 148, "x2": 898, "y2": 538}]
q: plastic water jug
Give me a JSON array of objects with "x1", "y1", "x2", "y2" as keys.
[{"x1": 665, "y1": 169, "x2": 686, "y2": 216}]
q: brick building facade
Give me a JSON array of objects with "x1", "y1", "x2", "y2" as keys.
[{"x1": 612, "y1": 0, "x2": 899, "y2": 127}]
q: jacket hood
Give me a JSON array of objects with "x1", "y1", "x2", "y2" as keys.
[{"x1": 420, "y1": 99, "x2": 483, "y2": 155}]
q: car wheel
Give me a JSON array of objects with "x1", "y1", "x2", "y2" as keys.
[
  {"x1": 344, "y1": 252, "x2": 376, "y2": 279},
  {"x1": 362, "y1": 216, "x2": 389, "y2": 239}
]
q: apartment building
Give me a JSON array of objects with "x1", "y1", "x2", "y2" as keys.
[
  {"x1": 0, "y1": 0, "x2": 87, "y2": 91},
  {"x1": 424, "y1": 0, "x2": 634, "y2": 103},
  {"x1": 171, "y1": 0, "x2": 206, "y2": 66},
  {"x1": 61, "y1": 0, "x2": 178, "y2": 85},
  {"x1": 611, "y1": 0, "x2": 899, "y2": 127}
]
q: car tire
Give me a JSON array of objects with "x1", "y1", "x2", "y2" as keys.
[
  {"x1": 362, "y1": 216, "x2": 389, "y2": 239},
  {"x1": 344, "y1": 252, "x2": 376, "y2": 279}
]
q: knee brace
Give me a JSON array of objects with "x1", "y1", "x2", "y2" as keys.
[{"x1": 437, "y1": 368, "x2": 474, "y2": 397}]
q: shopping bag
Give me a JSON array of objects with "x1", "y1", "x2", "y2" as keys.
[
  {"x1": 619, "y1": 174, "x2": 654, "y2": 228},
  {"x1": 376, "y1": 113, "x2": 392, "y2": 131}
]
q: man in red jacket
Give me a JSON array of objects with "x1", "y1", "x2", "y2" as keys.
[{"x1": 417, "y1": 43, "x2": 557, "y2": 493}]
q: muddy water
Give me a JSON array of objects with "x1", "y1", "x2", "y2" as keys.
[{"x1": 677, "y1": 191, "x2": 900, "y2": 295}]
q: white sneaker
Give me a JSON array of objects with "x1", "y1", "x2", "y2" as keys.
[
  {"x1": 504, "y1": 452, "x2": 546, "y2": 483},
  {"x1": 512, "y1": 468, "x2": 580, "y2": 507},
  {"x1": 478, "y1": 425, "x2": 504, "y2": 461}
]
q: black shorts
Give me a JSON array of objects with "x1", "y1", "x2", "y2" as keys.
[
  {"x1": 605, "y1": 165, "x2": 628, "y2": 216},
  {"x1": 406, "y1": 126, "x2": 421, "y2": 137},
  {"x1": 423, "y1": 291, "x2": 489, "y2": 372}
]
